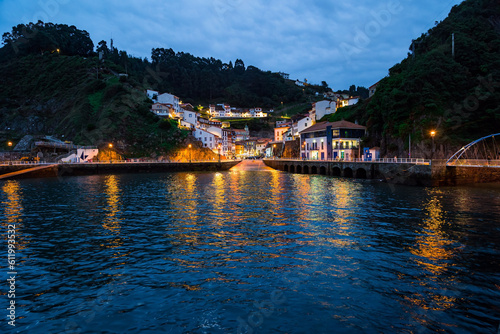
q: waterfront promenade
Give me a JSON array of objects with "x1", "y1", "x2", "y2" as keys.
[{"x1": 0, "y1": 160, "x2": 241, "y2": 180}]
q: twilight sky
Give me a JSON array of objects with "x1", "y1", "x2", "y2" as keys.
[{"x1": 0, "y1": 0, "x2": 463, "y2": 90}]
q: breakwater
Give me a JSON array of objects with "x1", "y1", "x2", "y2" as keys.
[{"x1": 0, "y1": 160, "x2": 241, "y2": 180}]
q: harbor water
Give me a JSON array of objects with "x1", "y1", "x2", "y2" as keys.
[{"x1": 1, "y1": 162, "x2": 500, "y2": 333}]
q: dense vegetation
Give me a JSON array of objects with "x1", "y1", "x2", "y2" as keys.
[{"x1": 328, "y1": 0, "x2": 500, "y2": 158}]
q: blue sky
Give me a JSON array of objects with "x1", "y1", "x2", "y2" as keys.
[{"x1": 0, "y1": 0, "x2": 463, "y2": 89}]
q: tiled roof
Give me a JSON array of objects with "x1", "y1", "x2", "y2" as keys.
[{"x1": 300, "y1": 120, "x2": 366, "y2": 133}]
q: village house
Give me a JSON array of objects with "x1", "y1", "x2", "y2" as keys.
[
  {"x1": 369, "y1": 81, "x2": 381, "y2": 98},
  {"x1": 158, "y1": 92, "x2": 181, "y2": 115},
  {"x1": 310, "y1": 100, "x2": 336, "y2": 121},
  {"x1": 209, "y1": 104, "x2": 268, "y2": 118},
  {"x1": 151, "y1": 103, "x2": 173, "y2": 117},
  {"x1": 198, "y1": 117, "x2": 222, "y2": 130},
  {"x1": 193, "y1": 128, "x2": 221, "y2": 151},
  {"x1": 147, "y1": 90, "x2": 159, "y2": 102},
  {"x1": 337, "y1": 96, "x2": 360, "y2": 108},
  {"x1": 274, "y1": 123, "x2": 291, "y2": 142},
  {"x1": 256, "y1": 138, "x2": 272, "y2": 156},
  {"x1": 300, "y1": 120, "x2": 366, "y2": 161}
]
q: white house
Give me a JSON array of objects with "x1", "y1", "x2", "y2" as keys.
[
  {"x1": 206, "y1": 126, "x2": 222, "y2": 138},
  {"x1": 297, "y1": 116, "x2": 312, "y2": 134},
  {"x1": 147, "y1": 90, "x2": 159, "y2": 102},
  {"x1": 193, "y1": 128, "x2": 220, "y2": 151},
  {"x1": 151, "y1": 103, "x2": 172, "y2": 117},
  {"x1": 183, "y1": 109, "x2": 198, "y2": 126},
  {"x1": 274, "y1": 124, "x2": 291, "y2": 142},
  {"x1": 60, "y1": 148, "x2": 99, "y2": 163},
  {"x1": 310, "y1": 100, "x2": 336, "y2": 121},
  {"x1": 158, "y1": 93, "x2": 180, "y2": 115},
  {"x1": 337, "y1": 96, "x2": 360, "y2": 109}
]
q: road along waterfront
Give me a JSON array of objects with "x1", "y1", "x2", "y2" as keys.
[{"x1": 1, "y1": 165, "x2": 499, "y2": 333}]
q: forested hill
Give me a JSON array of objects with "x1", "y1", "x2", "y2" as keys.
[
  {"x1": 0, "y1": 21, "x2": 305, "y2": 154},
  {"x1": 328, "y1": 0, "x2": 500, "y2": 159}
]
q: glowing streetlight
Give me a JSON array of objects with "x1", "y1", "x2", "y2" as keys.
[
  {"x1": 109, "y1": 143, "x2": 113, "y2": 148},
  {"x1": 430, "y1": 130, "x2": 436, "y2": 159},
  {"x1": 188, "y1": 144, "x2": 192, "y2": 163},
  {"x1": 7, "y1": 141, "x2": 12, "y2": 164}
]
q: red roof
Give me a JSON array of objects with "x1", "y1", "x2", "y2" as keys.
[{"x1": 300, "y1": 120, "x2": 366, "y2": 134}]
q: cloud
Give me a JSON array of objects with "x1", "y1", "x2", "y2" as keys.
[{"x1": 0, "y1": 0, "x2": 463, "y2": 89}]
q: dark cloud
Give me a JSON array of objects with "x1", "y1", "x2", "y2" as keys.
[{"x1": 0, "y1": 0, "x2": 463, "y2": 89}]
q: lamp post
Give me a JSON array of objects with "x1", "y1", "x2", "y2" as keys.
[
  {"x1": 273, "y1": 144, "x2": 276, "y2": 159},
  {"x1": 430, "y1": 130, "x2": 436, "y2": 159},
  {"x1": 188, "y1": 144, "x2": 192, "y2": 163},
  {"x1": 8, "y1": 141, "x2": 12, "y2": 164},
  {"x1": 218, "y1": 144, "x2": 221, "y2": 163},
  {"x1": 108, "y1": 143, "x2": 113, "y2": 163}
]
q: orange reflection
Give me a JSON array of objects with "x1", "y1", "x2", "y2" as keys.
[
  {"x1": 411, "y1": 189, "x2": 455, "y2": 275},
  {"x1": 102, "y1": 175, "x2": 123, "y2": 249},
  {"x1": 407, "y1": 189, "x2": 458, "y2": 312},
  {"x1": 2, "y1": 181, "x2": 27, "y2": 250},
  {"x1": 2, "y1": 181, "x2": 22, "y2": 225}
]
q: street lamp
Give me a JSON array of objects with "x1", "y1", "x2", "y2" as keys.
[
  {"x1": 430, "y1": 130, "x2": 436, "y2": 159},
  {"x1": 218, "y1": 144, "x2": 221, "y2": 163},
  {"x1": 188, "y1": 144, "x2": 192, "y2": 163},
  {"x1": 273, "y1": 144, "x2": 276, "y2": 159},
  {"x1": 7, "y1": 141, "x2": 12, "y2": 164}
]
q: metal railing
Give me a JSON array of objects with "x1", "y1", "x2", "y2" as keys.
[
  {"x1": 447, "y1": 159, "x2": 500, "y2": 167},
  {"x1": 0, "y1": 159, "x2": 241, "y2": 166},
  {"x1": 265, "y1": 158, "x2": 430, "y2": 164}
]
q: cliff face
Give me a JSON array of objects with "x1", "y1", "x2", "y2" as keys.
[{"x1": 329, "y1": 0, "x2": 500, "y2": 159}]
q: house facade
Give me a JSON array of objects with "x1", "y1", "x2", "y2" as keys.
[
  {"x1": 158, "y1": 93, "x2": 180, "y2": 114},
  {"x1": 274, "y1": 125, "x2": 291, "y2": 142},
  {"x1": 193, "y1": 128, "x2": 220, "y2": 151},
  {"x1": 300, "y1": 120, "x2": 366, "y2": 161},
  {"x1": 151, "y1": 103, "x2": 173, "y2": 117},
  {"x1": 311, "y1": 100, "x2": 336, "y2": 121}
]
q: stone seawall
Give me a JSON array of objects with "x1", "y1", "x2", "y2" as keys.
[
  {"x1": 0, "y1": 161, "x2": 241, "y2": 180},
  {"x1": 264, "y1": 159, "x2": 500, "y2": 186},
  {"x1": 263, "y1": 159, "x2": 433, "y2": 186}
]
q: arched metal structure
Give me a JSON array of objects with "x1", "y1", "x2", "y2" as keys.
[{"x1": 446, "y1": 133, "x2": 500, "y2": 166}]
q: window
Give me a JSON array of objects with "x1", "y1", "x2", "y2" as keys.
[{"x1": 321, "y1": 141, "x2": 324, "y2": 150}]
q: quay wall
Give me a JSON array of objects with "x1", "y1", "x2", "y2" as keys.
[
  {"x1": 264, "y1": 159, "x2": 500, "y2": 186},
  {"x1": 0, "y1": 161, "x2": 240, "y2": 180},
  {"x1": 264, "y1": 159, "x2": 433, "y2": 186}
]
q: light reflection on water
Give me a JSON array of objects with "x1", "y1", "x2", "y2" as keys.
[{"x1": 0, "y1": 170, "x2": 499, "y2": 333}]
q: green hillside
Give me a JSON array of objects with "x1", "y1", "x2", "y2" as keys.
[
  {"x1": 328, "y1": 0, "x2": 500, "y2": 158},
  {"x1": 0, "y1": 21, "x2": 306, "y2": 156},
  {"x1": 0, "y1": 52, "x2": 186, "y2": 156}
]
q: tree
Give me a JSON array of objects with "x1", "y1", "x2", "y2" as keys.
[{"x1": 234, "y1": 58, "x2": 245, "y2": 75}]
